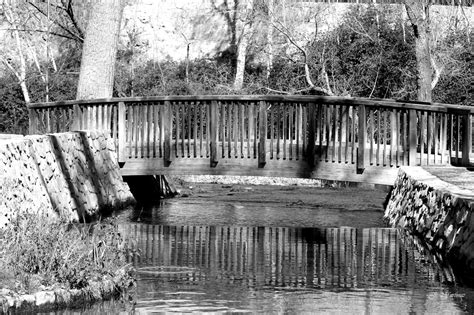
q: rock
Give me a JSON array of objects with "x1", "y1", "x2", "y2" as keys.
[{"x1": 34, "y1": 291, "x2": 55, "y2": 306}]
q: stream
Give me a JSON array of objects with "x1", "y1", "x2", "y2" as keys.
[{"x1": 55, "y1": 183, "x2": 474, "y2": 314}]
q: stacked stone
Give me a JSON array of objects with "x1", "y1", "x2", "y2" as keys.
[
  {"x1": 385, "y1": 167, "x2": 474, "y2": 278},
  {"x1": 28, "y1": 135, "x2": 79, "y2": 222},
  {"x1": 0, "y1": 131, "x2": 135, "y2": 225},
  {"x1": 0, "y1": 139, "x2": 56, "y2": 227},
  {"x1": 50, "y1": 131, "x2": 134, "y2": 219}
]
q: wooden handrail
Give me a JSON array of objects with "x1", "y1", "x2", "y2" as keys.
[{"x1": 27, "y1": 95, "x2": 474, "y2": 114}]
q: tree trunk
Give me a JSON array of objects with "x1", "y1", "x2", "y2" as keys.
[
  {"x1": 266, "y1": 0, "x2": 274, "y2": 81},
  {"x1": 404, "y1": 1, "x2": 432, "y2": 102},
  {"x1": 76, "y1": 0, "x2": 126, "y2": 99},
  {"x1": 233, "y1": 30, "x2": 251, "y2": 90},
  {"x1": 233, "y1": 0, "x2": 254, "y2": 90}
]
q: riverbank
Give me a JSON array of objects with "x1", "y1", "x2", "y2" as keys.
[{"x1": 0, "y1": 216, "x2": 136, "y2": 313}]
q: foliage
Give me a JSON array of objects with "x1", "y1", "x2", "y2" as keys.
[
  {"x1": 0, "y1": 213, "x2": 133, "y2": 293},
  {"x1": 306, "y1": 5, "x2": 417, "y2": 99},
  {"x1": 433, "y1": 31, "x2": 473, "y2": 106},
  {"x1": 0, "y1": 75, "x2": 28, "y2": 134}
]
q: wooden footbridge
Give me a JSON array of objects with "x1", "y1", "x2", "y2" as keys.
[{"x1": 28, "y1": 95, "x2": 473, "y2": 185}]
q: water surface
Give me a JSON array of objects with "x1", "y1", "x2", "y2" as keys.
[{"x1": 59, "y1": 184, "x2": 474, "y2": 314}]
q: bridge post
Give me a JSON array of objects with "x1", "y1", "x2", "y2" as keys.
[
  {"x1": 117, "y1": 101, "x2": 126, "y2": 163},
  {"x1": 357, "y1": 104, "x2": 366, "y2": 173},
  {"x1": 28, "y1": 108, "x2": 39, "y2": 134},
  {"x1": 72, "y1": 104, "x2": 82, "y2": 131},
  {"x1": 462, "y1": 112, "x2": 472, "y2": 166},
  {"x1": 408, "y1": 109, "x2": 417, "y2": 165},
  {"x1": 163, "y1": 101, "x2": 172, "y2": 164},
  {"x1": 258, "y1": 101, "x2": 267, "y2": 167},
  {"x1": 210, "y1": 101, "x2": 218, "y2": 167}
]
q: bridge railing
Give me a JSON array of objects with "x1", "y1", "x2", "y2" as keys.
[{"x1": 28, "y1": 95, "x2": 473, "y2": 172}]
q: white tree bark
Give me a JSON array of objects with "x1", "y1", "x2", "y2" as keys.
[
  {"x1": 76, "y1": 0, "x2": 126, "y2": 99},
  {"x1": 233, "y1": 0, "x2": 254, "y2": 90}
]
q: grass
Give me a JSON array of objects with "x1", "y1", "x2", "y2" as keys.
[{"x1": 0, "y1": 211, "x2": 135, "y2": 295}]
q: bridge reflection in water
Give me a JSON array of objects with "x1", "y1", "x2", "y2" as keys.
[{"x1": 121, "y1": 224, "x2": 461, "y2": 313}]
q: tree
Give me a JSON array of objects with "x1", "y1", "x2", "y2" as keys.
[
  {"x1": 403, "y1": 0, "x2": 433, "y2": 102},
  {"x1": 76, "y1": 0, "x2": 126, "y2": 99}
]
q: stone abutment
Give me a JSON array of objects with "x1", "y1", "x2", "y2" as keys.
[{"x1": 0, "y1": 131, "x2": 135, "y2": 225}]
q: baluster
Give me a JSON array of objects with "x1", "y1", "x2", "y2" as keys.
[
  {"x1": 296, "y1": 104, "x2": 301, "y2": 160},
  {"x1": 193, "y1": 102, "x2": 198, "y2": 158},
  {"x1": 258, "y1": 100, "x2": 267, "y2": 167},
  {"x1": 357, "y1": 105, "x2": 367, "y2": 173},
  {"x1": 338, "y1": 104, "x2": 343, "y2": 163},
  {"x1": 433, "y1": 112, "x2": 439, "y2": 164},
  {"x1": 206, "y1": 102, "x2": 210, "y2": 158},
  {"x1": 318, "y1": 104, "x2": 324, "y2": 161},
  {"x1": 163, "y1": 101, "x2": 171, "y2": 163},
  {"x1": 390, "y1": 109, "x2": 397, "y2": 167},
  {"x1": 369, "y1": 108, "x2": 374, "y2": 165},
  {"x1": 174, "y1": 103, "x2": 179, "y2": 157},
  {"x1": 283, "y1": 103, "x2": 287, "y2": 160},
  {"x1": 331, "y1": 105, "x2": 337, "y2": 163},
  {"x1": 240, "y1": 102, "x2": 244, "y2": 158},
  {"x1": 147, "y1": 103, "x2": 153, "y2": 159},
  {"x1": 134, "y1": 105, "x2": 140, "y2": 158},
  {"x1": 181, "y1": 102, "x2": 185, "y2": 158},
  {"x1": 227, "y1": 103, "x2": 232, "y2": 158},
  {"x1": 233, "y1": 102, "x2": 238, "y2": 158},
  {"x1": 289, "y1": 104, "x2": 293, "y2": 160},
  {"x1": 199, "y1": 104, "x2": 204, "y2": 158},
  {"x1": 152, "y1": 103, "x2": 159, "y2": 158},
  {"x1": 407, "y1": 109, "x2": 417, "y2": 165},
  {"x1": 344, "y1": 105, "x2": 349, "y2": 163},
  {"x1": 142, "y1": 103, "x2": 148, "y2": 158},
  {"x1": 395, "y1": 109, "x2": 401, "y2": 167},
  {"x1": 302, "y1": 104, "x2": 307, "y2": 159},
  {"x1": 270, "y1": 104, "x2": 274, "y2": 159},
  {"x1": 210, "y1": 100, "x2": 218, "y2": 167},
  {"x1": 376, "y1": 109, "x2": 381, "y2": 166},
  {"x1": 307, "y1": 104, "x2": 315, "y2": 166},
  {"x1": 220, "y1": 102, "x2": 225, "y2": 158},
  {"x1": 117, "y1": 102, "x2": 126, "y2": 163},
  {"x1": 383, "y1": 109, "x2": 387, "y2": 167},
  {"x1": 440, "y1": 113, "x2": 447, "y2": 164},
  {"x1": 276, "y1": 103, "x2": 280, "y2": 160},
  {"x1": 462, "y1": 112, "x2": 472, "y2": 166},
  {"x1": 325, "y1": 105, "x2": 331, "y2": 162},
  {"x1": 427, "y1": 111, "x2": 432, "y2": 165},
  {"x1": 187, "y1": 101, "x2": 192, "y2": 158}
]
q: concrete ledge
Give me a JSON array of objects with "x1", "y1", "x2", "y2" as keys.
[{"x1": 385, "y1": 166, "x2": 474, "y2": 284}]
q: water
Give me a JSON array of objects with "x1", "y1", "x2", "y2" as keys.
[{"x1": 60, "y1": 184, "x2": 474, "y2": 314}]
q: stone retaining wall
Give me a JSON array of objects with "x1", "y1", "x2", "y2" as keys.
[
  {"x1": 385, "y1": 167, "x2": 474, "y2": 282},
  {"x1": 0, "y1": 131, "x2": 135, "y2": 225}
]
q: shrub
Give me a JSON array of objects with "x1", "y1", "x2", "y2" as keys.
[{"x1": 0, "y1": 213, "x2": 134, "y2": 293}]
